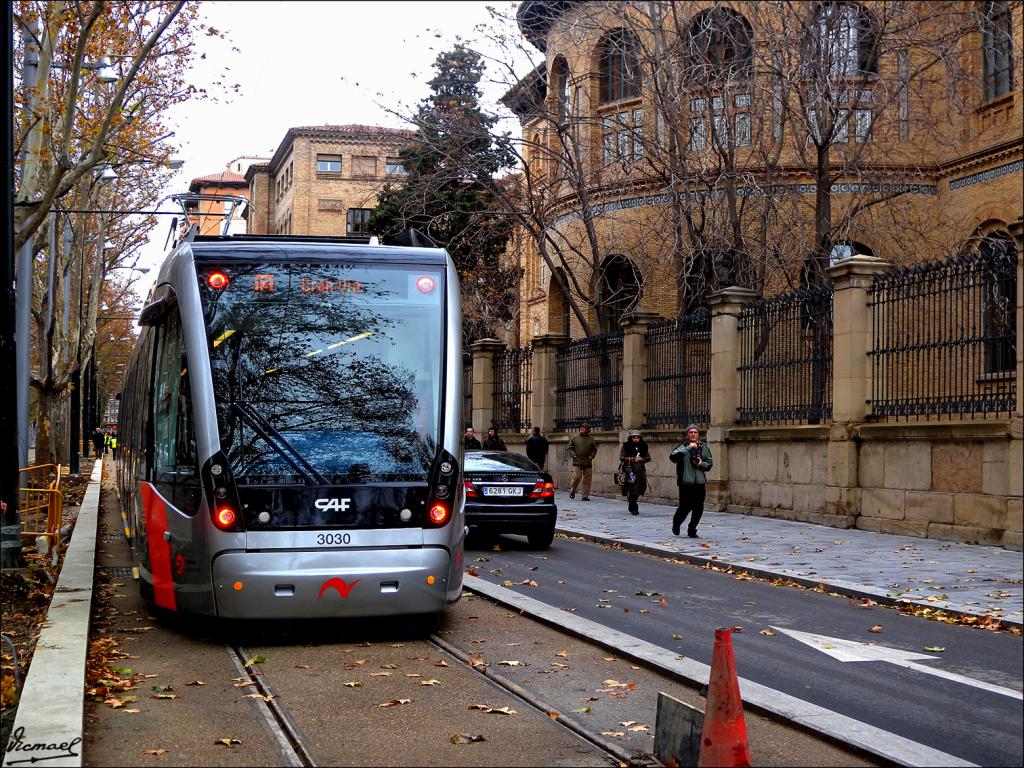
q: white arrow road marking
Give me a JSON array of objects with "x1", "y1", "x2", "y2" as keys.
[{"x1": 772, "y1": 626, "x2": 1023, "y2": 700}]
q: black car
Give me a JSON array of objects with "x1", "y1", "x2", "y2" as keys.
[{"x1": 463, "y1": 451, "x2": 556, "y2": 549}]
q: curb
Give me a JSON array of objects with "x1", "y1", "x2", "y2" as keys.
[
  {"x1": 3, "y1": 459, "x2": 103, "y2": 768},
  {"x1": 555, "y1": 526, "x2": 1024, "y2": 630}
]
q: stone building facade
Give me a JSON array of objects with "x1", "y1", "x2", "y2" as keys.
[
  {"x1": 244, "y1": 124, "x2": 413, "y2": 237},
  {"x1": 509, "y1": 0, "x2": 1023, "y2": 341}
]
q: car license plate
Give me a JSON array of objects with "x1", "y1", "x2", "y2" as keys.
[{"x1": 482, "y1": 486, "x2": 523, "y2": 497}]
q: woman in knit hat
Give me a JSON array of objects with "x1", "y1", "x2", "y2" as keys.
[{"x1": 618, "y1": 429, "x2": 651, "y2": 515}]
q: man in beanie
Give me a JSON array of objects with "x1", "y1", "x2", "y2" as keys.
[
  {"x1": 567, "y1": 423, "x2": 598, "y2": 501},
  {"x1": 669, "y1": 423, "x2": 713, "y2": 537}
]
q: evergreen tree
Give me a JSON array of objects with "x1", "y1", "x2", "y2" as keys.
[{"x1": 370, "y1": 46, "x2": 519, "y2": 342}]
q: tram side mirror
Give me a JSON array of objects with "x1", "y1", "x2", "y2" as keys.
[{"x1": 139, "y1": 296, "x2": 172, "y2": 326}]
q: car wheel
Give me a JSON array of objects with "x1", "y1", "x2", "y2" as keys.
[{"x1": 527, "y1": 524, "x2": 555, "y2": 550}]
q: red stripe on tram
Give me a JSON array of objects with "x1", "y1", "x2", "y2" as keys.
[{"x1": 139, "y1": 482, "x2": 177, "y2": 611}]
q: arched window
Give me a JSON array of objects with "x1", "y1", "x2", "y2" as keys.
[
  {"x1": 829, "y1": 240, "x2": 874, "y2": 265},
  {"x1": 806, "y1": 2, "x2": 878, "y2": 77},
  {"x1": 548, "y1": 270, "x2": 571, "y2": 337},
  {"x1": 686, "y1": 7, "x2": 754, "y2": 82},
  {"x1": 597, "y1": 255, "x2": 642, "y2": 332},
  {"x1": 983, "y1": 0, "x2": 1014, "y2": 101},
  {"x1": 552, "y1": 56, "x2": 571, "y2": 121},
  {"x1": 974, "y1": 231, "x2": 1017, "y2": 374},
  {"x1": 599, "y1": 30, "x2": 642, "y2": 104}
]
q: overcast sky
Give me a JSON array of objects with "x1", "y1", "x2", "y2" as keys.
[{"x1": 132, "y1": 0, "x2": 530, "y2": 298}]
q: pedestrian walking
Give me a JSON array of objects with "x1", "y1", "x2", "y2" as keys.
[
  {"x1": 669, "y1": 424, "x2": 713, "y2": 537},
  {"x1": 464, "y1": 426, "x2": 482, "y2": 450},
  {"x1": 482, "y1": 427, "x2": 507, "y2": 451},
  {"x1": 567, "y1": 423, "x2": 598, "y2": 501},
  {"x1": 618, "y1": 429, "x2": 651, "y2": 515},
  {"x1": 525, "y1": 426, "x2": 549, "y2": 469},
  {"x1": 109, "y1": 431, "x2": 119, "y2": 460},
  {"x1": 91, "y1": 428, "x2": 105, "y2": 457}
]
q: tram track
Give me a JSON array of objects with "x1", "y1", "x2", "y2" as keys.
[{"x1": 221, "y1": 632, "x2": 641, "y2": 768}]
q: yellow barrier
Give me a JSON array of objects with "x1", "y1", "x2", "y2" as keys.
[{"x1": 19, "y1": 464, "x2": 64, "y2": 555}]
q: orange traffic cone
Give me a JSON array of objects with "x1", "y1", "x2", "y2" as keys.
[{"x1": 698, "y1": 628, "x2": 751, "y2": 767}]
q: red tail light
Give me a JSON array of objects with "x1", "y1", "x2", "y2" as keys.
[
  {"x1": 529, "y1": 481, "x2": 555, "y2": 499},
  {"x1": 207, "y1": 271, "x2": 229, "y2": 290},
  {"x1": 464, "y1": 481, "x2": 479, "y2": 499},
  {"x1": 427, "y1": 503, "x2": 450, "y2": 526},
  {"x1": 213, "y1": 505, "x2": 238, "y2": 530}
]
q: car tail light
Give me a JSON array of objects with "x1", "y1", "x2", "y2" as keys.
[
  {"x1": 427, "y1": 503, "x2": 450, "y2": 526},
  {"x1": 214, "y1": 505, "x2": 238, "y2": 530},
  {"x1": 529, "y1": 481, "x2": 555, "y2": 499},
  {"x1": 464, "y1": 480, "x2": 479, "y2": 498},
  {"x1": 207, "y1": 271, "x2": 229, "y2": 290}
]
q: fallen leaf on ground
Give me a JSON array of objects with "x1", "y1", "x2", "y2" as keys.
[
  {"x1": 380, "y1": 663, "x2": 399, "y2": 669},
  {"x1": 152, "y1": 693, "x2": 178, "y2": 700},
  {"x1": 185, "y1": 680, "x2": 206, "y2": 686},
  {"x1": 233, "y1": 681, "x2": 258, "y2": 688},
  {"x1": 499, "y1": 660, "x2": 523, "y2": 666},
  {"x1": 379, "y1": 699, "x2": 411, "y2": 708},
  {"x1": 555, "y1": 650, "x2": 569, "y2": 658},
  {"x1": 450, "y1": 733, "x2": 486, "y2": 744},
  {"x1": 142, "y1": 748, "x2": 167, "y2": 756},
  {"x1": 294, "y1": 664, "x2": 312, "y2": 669},
  {"x1": 601, "y1": 731, "x2": 625, "y2": 738},
  {"x1": 468, "y1": 704, "x2": 517, "y2": 715},
  {"x1": 869, "y1": 624, "x2": 883, "y2": 633},
  {"x1": 468, "y1": 656, "x2": 485, "y2": 668},
  {"x1": 923, "y1": 646, "x2": 945, "y2": 652},
  {"x1": 671, "y1": 633, "x2": 682, "y2": 640},
  {"x1": 573, "y1": 706, "x2": 591, "y2": 713},
  {"x1": 730, "y1": 626, "x2": 744, "y2": 633},
  {"x1": 242, "y1": 693, "x2": 275, "y2": 702},
  {"x1": 370, "y1": 672, "x2": 391, "y2": 677},
  {"x1": 344, "y1": 681, "x2": 363, "y2": 687},
  {"x1": 759, "y1": 629, "x2": 776, "y2": 636},
  {"x1": 214, "y1": 739, "x2": 241, "y2": 747},
  {"x1": 520, "y1": 579, "x2": 539, "y2": 587},
  {"x1": 419, "y1": 679, "x2": 441, "y2": 686},
  {"x1": 242, "y1": 655, "x2": 266, "y2": 667}
]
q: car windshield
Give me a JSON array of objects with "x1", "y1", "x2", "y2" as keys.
[
  {"x1": 464, "y1": 452, "x2": 540, "y2": 472},
  {"x1": 200, "y1": 261, "x2": 444, "y2": 484}
]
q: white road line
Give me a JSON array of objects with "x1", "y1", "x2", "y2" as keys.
[{"x1": 464, "y1": 575, "x2": 978, "y2": 768}]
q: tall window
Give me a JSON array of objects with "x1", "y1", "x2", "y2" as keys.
[
  {"x1": 598, "y1": 255, "x2": 642, "y2": 332},
  {"x1": 807, "y1": 2, "x2": 878, "y2": 78},
  {"x1": 552, "y1": 56, "x2": 571, "y2": 121},
  {"x1": 347, "y1": 208, "x2": 372, "y2": 234},
  {"x1": 316, "y1": 154, "x2": 341, "y2": 173},
  {"x1": 690, "y1": 94, "x2": 751, "y2": 151},
  {"x1": 599, "y1": 30, "x2": 642, "y2": 104},
  {"x1": 979, "y1": 232, "x2": 1017, "y2": 374},
  {"x1": 983, "y1": 0, "x2": 1014, "y2": 101},
  {"x1": 152, "y1": 309, "x2": 196, "y2": 480},
  {"x1": 602, "y1": 109, "x2": 644, "y2": 165},
  {"x1": 686, "y1": 7, "x2": 754, "y2": 84}
]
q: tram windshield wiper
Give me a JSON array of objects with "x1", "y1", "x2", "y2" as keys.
[{"x1": 230, "y1": 402, "x2": 327, "y2": 485}]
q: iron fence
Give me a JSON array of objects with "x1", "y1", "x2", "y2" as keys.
[
  {"x1": 555, "y1": 332, "x2": 624, "y2": 431},
  {"x1": 644, "y1": 310, "x2": 712, "y2": 428},
  {"x1": 738, "y1": 286, "x2": 834, "y2": 425},
  {"x1": 492, "y1": 345, "x2": 533, "y2": 431},
  {"x1": 869, "y1": 248, "x2": 1017, "y2": 420},
  {"x1": 462, "y1": 354, "x2": 472, "y2": 428}
]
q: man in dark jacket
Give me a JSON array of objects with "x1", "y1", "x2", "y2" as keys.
[
  {"x1": 526, "y1": 427, "x2": 549, "y2": 469},
  {"x1": 482, "y1": 427, "x2": 507, "y2": 451},
  {"x1": 92, "y1": 428, "x2": 106, "y2": 456},
  {"x1": 464, "y1": 427, "x2": 482, "y2": 450},
  {"x1": 669, "y1": 423, "x2": 713, "y2": 537}
]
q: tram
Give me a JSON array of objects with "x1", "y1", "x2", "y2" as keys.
[{"x1": 115, "y1": 227, "x2": 464, "y2": 621}]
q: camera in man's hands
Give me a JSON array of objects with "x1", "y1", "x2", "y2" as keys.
[{"x1": 688, "y1": 443, "x2": 702, "y2": 468}]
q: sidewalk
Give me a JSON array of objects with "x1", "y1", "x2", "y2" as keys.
[{"x1": 552, "y1": 490, "x2": 1023, "y2": 628}]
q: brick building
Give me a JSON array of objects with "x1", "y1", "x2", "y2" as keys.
[
  {"x1": 186, "y1": 169, "x2": 250, "y2": 236},
  {"x1": 508, "y1": 0, "x2": 1023, "y2": 342},
  {"x1": 244, "y1": 124, "x2": 413, "y2": 236}
]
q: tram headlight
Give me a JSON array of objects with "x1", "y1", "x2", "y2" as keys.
[
  {"x1": 214, "y1": 505, "x2": 238, "y2": 530},
  {"x1": 426, "y1": 503, "x2": 450, "y2": 526}
]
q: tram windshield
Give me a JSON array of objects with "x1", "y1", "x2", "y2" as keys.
[{"x1": 199, "y1": 261, "x2": 445, "y2": 484}]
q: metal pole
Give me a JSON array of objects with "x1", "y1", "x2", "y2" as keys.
[{"x1": 2, "y1": 0, "x2": 24, "y2": 567}]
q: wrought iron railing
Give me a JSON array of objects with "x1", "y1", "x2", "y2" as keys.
[
  {"x1": 644, "y1": 310, "x2": 711, "y2": 428},
  {"x1": 462, "y1": 354, "x2": 472, "y2": 429},
  {"x1": 555, "y1": 332, "x2": 624, "y2": 431},
  {"x1": 869, "y1": 248, "x2": 1017, "y2": 420},
  {"x1": 492, "y1": 345, "x2": 533, "y2": 431},
  {"x1": 738, "y1": 286, "x2": 834, "y2": 425}
]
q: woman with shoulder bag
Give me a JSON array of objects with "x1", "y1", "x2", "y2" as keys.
[{"x1": 618, "y1": 429, "x2": 651, "y2": 515}]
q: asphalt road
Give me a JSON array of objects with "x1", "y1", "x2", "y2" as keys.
[{"x1": 466, "y1": 532, "x2": 1024, "y2": 767}]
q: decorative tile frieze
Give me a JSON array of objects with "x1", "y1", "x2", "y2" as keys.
[{"x1": 948, "y1": 159, "x2": 1023, "y2": 191}]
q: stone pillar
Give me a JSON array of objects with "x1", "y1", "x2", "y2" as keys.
[
  {"x1": 530, "y1": 333, "x2": 567, "y2": 436},
  {"x1": 824, "y1": 255, "x2": 889, "y2": 525},
  {"x1": 1008, "y1": 216, "x2": 1023, "y2": 512},
  {"x1": 470, "y1": 338, "x2": 505, "y2": 435},
  {"x1": 619, "y1": 311, "x2": 662, "y2": 433},
  {"x1": 706, "y1": 287, "x2": 757, "y2": 510}
]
